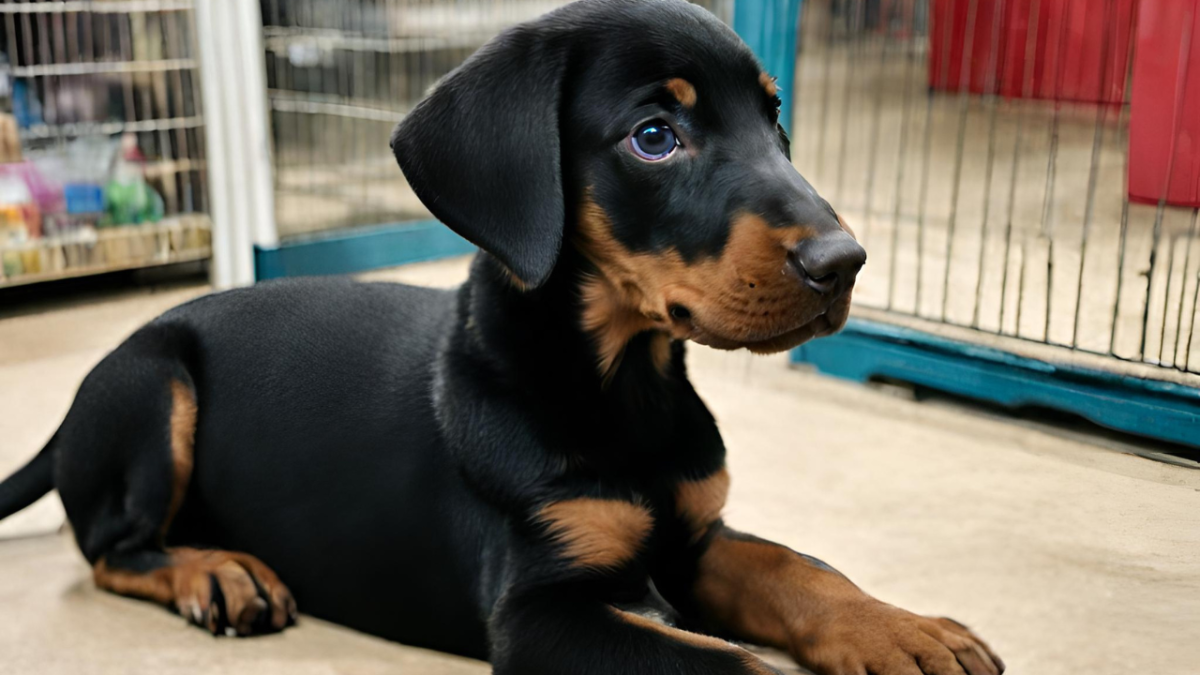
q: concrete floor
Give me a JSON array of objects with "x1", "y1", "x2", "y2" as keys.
[{"x1": 1, "y1": 256, "x2": 1198, "y2": 674}]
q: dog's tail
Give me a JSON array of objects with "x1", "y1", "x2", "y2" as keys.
[{"x1": 0, "y1": 435, "x2": 56, "y2": 522}]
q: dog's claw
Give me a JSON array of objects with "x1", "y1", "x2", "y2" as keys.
[
  {"x1": 166, "y1": 553, "x2": 295, "y2": 637},
  {"x1": 207, "y1": 603, "x2": 221, "y2": 635}
]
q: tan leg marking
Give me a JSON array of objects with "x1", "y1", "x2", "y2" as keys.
[
  {"x1": 93, "y1": 559, "x2": 175, "y2": 605},
  {"x1": 612, "y1": 607, "x2": 779, "y2": 675},
  {"x1": 163, "y1": 379, "x2": 197, "y2": 538},
  {"x1": 692, "y1": 534, "x2": 800, "y2": 651},
  {"x1": 94, "y1": 547, "x2": 297, "y2": 635},
  {"x1": 691, "y1": 532, "x2": 1006, "y2": 675},
  {"x1": 537, "y1": 498, "x2": 654, "y2": 570},
  {"x1": 675, "y1": 467, "x2": 730, "y2": 542}
]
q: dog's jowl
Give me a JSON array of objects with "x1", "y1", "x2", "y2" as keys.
[{"x1": 0, "y1": 1, "x2": 1002, "y2": 674}]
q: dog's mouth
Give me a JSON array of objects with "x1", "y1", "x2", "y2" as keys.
[{"x1": 678, "y1": 292, "x2": 852, "y2": 354}]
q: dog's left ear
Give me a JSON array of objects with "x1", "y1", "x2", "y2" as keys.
[{"x1": 391, "y1": 25, "x2": 570, "y2": 288}]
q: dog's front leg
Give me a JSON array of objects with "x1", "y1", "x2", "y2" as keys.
[
  {"x1": 488, "y1": 583, "x2": 787, "y2": 675},
  {"x1": 482, "y1": 492, "x2": 786, "y2": 675},
  {"x1": 677, "y1": 527, "x2": 1005, "y2": 675}
]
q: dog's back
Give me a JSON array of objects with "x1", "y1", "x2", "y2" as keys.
[{"x1": 2, "y1": 276, "x2": 495, "y2": 655}]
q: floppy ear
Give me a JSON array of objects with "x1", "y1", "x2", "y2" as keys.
[{"x1": 391, "y1": 26, "x2": 570, "y2": 288}]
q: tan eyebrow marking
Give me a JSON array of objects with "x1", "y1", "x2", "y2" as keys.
[
  {"x1": 759, "y1": 72, "x2": 778, "y2": 98},
  {"x1": 664, "y1": 78, "x2": 697, "y2": 109}
]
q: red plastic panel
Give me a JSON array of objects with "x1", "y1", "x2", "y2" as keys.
[
  {"x1": 929, "y1": 0, "x2": 1137, "y2": 103},
  {"x1": 1128, "y1": 0, "x2": 1200, "y2": 207},
  {"x1": 928, "y1": 0, "x2": 1002, "y2": 94}
]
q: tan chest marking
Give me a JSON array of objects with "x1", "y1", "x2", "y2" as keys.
[
  {"x1": 648, "y1": 332, "x2": 673, "y2": 375},
  {"x1": 675, "y1": 467, "x2": 730, "y2": 541},
  {"x1": 537, "y1": 498, "x2": 654, "y2": 569}
]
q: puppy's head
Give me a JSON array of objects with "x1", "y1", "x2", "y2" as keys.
[{"x1": 393, "y1": 0, "x2": 864, "y2": 369}]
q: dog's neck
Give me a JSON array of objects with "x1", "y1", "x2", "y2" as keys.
[
  {"x1": 445, "y1": 252, "x2": 722, "y2": 477},
  {"x1": 454, "y1": 252, "x2": 683, "y2": 408}
]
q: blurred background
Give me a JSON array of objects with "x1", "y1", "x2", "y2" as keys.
[{"x1": 0, "y1": 1, "x2": 1197, "y2": 674}]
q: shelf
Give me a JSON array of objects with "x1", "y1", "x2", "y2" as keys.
[
  {"x1": 269, "y1": 93, "x2": 404, "y2": 123},
  {"x1": 261, "y1": 0, "x2": 564, "y2": 42},
  {"x1": 263, "y1": 29, "x2": 494, "y2": 56},
  {"x1": 0, "y1": 215, "x2": 211, "y2": 288},
  {"x1": 6, "y1": 59, "x2": 198, "y2": 78},
  {"x1": 0, "y1": 248, "x2": 208, "y2": 288},
  {"x1": 0, "y1": 1, "x2": 194, "y2": 14},
  {"x1": 19, "y1": 116, "x2": 204, "y2": 140}
]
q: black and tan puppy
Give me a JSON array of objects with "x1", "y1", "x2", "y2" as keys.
[{"x1": 0, "y1": 1, "x2": 1003, "y2": 673}]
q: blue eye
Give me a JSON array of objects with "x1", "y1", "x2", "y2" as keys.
[{"x1": 630, "y1": 121, "x2": 679, "y2": 160}]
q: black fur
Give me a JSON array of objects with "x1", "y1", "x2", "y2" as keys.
[
  {"x1": 0, "y1": 1, "x2": 880, "y2": 673},
  {"x1": 390, "y1": 21, "x2": 571, "y2": 287}
]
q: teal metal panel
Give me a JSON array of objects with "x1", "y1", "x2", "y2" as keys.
[
  {"x1": 732, "y1": 0, "x2": 803, "y2": 132},
  {"x1": 792, "y1": 319, "x2": 1200, "y2": 449},
  {"x1": 255, "y1": 220, "x2": 475, "y2": 280}
]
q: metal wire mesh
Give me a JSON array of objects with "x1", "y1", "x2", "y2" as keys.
[
  {"x1": 791, "y1": 0, "x2": 1200, "y2": 377},
  {"x1": 261, "y1": 0, "x2": 560, "y2": 239},
  {"x1": 261, "y1": 0, "x2": 732, "y2": 240},
  {"x1": 0, "y1": 0, "x2": 211, "y2": 287}
]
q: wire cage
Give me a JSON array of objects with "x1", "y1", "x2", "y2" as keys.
[
  {"x1": 790, "y1": 0, "x2": 1200, "y2": 380},
  {"x1": 259, "y1": 0, "x2": 732, "y2": 241},
  {"x1": 0, "y1": 0, "x2": 212, "y2": 288}
]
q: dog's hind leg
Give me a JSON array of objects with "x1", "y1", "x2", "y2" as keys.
[
  {"x1": 489, "y1": 587, "x2": 785, "y2": 675},
  {"x1": 93, "y1": 546, "x2": 296, "y2": 635},
  {"x1": 54, "y1": 331, "x2": 295, "y2": 636}
]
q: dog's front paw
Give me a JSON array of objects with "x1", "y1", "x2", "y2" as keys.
[{"x1": 791, "y1": 600, "x2": 1004, "y2": 675}]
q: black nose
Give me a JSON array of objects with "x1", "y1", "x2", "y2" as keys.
[{"x1": 789, "y1": 233, "x2": 867, "y2": 294}]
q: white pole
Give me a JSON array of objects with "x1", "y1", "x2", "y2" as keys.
[
  {"x1": 194, "y1": 0, "x2": 277, "y2": 288},
  {"x1": 233, "y1": 0, "x2": 279, "y2": 251}
]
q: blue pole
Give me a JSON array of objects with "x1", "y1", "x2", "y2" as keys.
[{"x1": 732, "y1": 0, "x2": 803, "y2": 133}]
